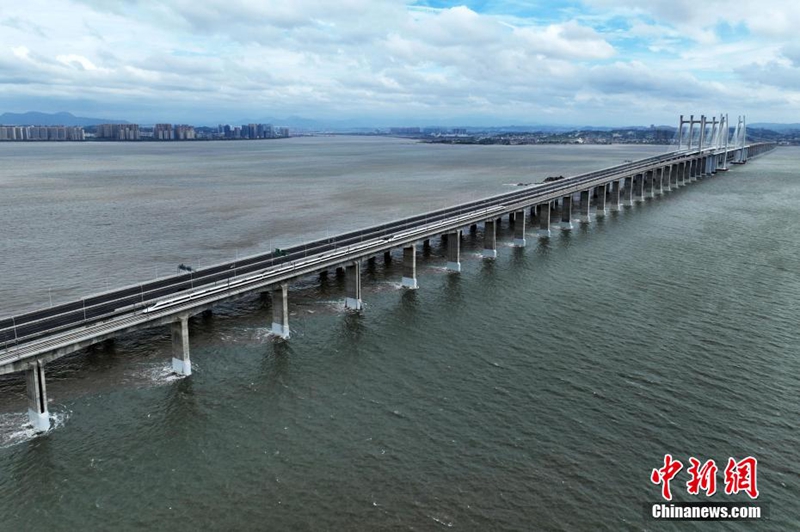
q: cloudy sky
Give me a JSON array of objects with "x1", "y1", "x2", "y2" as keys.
[{"x1": 1, "y1": 0, "x2": 799, "y2": 126}]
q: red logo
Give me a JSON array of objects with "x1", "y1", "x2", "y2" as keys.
[
  {"x1": 651, "y1": 454, "x2": 683, "y2": 501},
  {"x1": 686, "y1": 458, "x2": 718, "y2": 496},
  {"x1": 724, "y1": 457, "x2": 759, "y2": 499},
  {"x1": 652, "y1": 455, "x2": 759, "y2": 500}
]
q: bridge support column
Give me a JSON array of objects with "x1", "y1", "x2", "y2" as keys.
[
  {"x1": 561, "y1": 196, "x2": 573, "y2": 229},
  {"x1": 687, "y1": 160, "x2": 695, "y2": 182},
  {"x1": 538, "y1": 203, "x2": 551, "y2": 236},
  {"x1": 645, "y1": 170, "x2": 655, "y2": 198},
  {"x1": 671, "y1": 164, "x2": 679, "y2": 188},
  {"x1": 483, "y1": 220, "x2": 497, "y2": 258},
  {"x1": 608, "y1": 181, "x2": 620, "y2": 211},
  {"x1": 623, "y1": 177, "x2": 633, "y2": 206},
  {"x1": 271, "y1": 282, "x2": 290, "y2": 338},
  {"x1": 513, "y1": 210, "x2": 527, "y2": 246},
  {"x1": 595, "y1": 184, "x2": 607, "y2": 216},
  {"x1": 634, "y1": 174, "x2": 645, "y2": 202},
  {"x1": 663, "y1": 166, "x2": 672, "y2": 191},
  {"x1": 655, "y1": 168, "x2": 664, "y2": 195},
  {"x1": 25, "y1": 361, "x2": 50, "y2": 433},
  {"x1": 345, "y1": 262, "x2": 363, "y2": 310},
  {"x1": 171, "y1": 316, "x2": 191, "y2": 376},
  {"x1": 447, "y1": 231, "x2": 461, "y2": 271},
  {"x1": 401, "y1": 245, "x2": 418, "y2": 289},
  {"x1": 579, "y1": 190, "x2": 591, "y2": 223}
]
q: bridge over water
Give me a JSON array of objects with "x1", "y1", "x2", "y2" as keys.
[{"x1": 0, "y1": 114, "x2": 777, "y2": 432}]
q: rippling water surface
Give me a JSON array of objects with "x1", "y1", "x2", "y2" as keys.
[{"x1": 0, "y1": 140, "x2": 798, "y2": 530}]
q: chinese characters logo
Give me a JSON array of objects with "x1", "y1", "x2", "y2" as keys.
[{"x1": 651, "y1": 455, "x2": 759, "y2": 500}]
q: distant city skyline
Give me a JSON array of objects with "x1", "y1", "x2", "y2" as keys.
[{"x1": 2, "y1": 1, "x2": 799, "y2": 126}]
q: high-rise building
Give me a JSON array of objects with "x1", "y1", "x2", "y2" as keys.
[
  {"x1": 0, "y1": 125, "x2": 85, "y2": 141},
  {"x1": 96, "y1": 124, "x2": 140, "y2": 140},
  {"x1": 153, "y1": 123, "x2": 174, "y2": 140},
  {"x1": 174, "y1": 125, "x2": 196, "y2": 140}
]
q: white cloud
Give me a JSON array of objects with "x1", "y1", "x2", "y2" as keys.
[
  {"x1": 56, "y1": 54, "x2": 100, "y2": 71},
  {"x1": 0, "y1": 0, "x2": 797, "y2": 124}
]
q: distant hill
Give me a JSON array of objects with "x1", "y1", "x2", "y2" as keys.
[
  {"x1": 0, "y1": 111, "x2": 128, "y2": 127},
  {"x1": 749, "y1": 123, "x2": 800, "y2": 132}
]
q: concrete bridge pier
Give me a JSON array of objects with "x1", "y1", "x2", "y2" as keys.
[
  {"x1": 447, "y1": 231, "x2": 461, "y2": 271},
  {"x1": 645, "y1": 170, "x2": 655, "y2": 198},
  {"x1": 579, "y1": 190, "x2": 591, "y2": 223},
  {"x1": 634, "y1": 174, "x2": 645, "y2": 202},
  {"x1": 663, "y1": 165, "x2": 672, "y2": 191},
  {"x1": 26, "y1": 361, "x2": 50, "y2": 432},
  {"x1": 271, "y1": 283, "x2": 290, "y2": 339},
  {"x1": 171, "y1": 316, "x2": 191, "y2": 376},
  {"x1": 383, "y1": 250, "x2": 392, "y2": 265},
  {"x1": 345, "y1": 262, "x2": 363, "y2": 310},
  {"x1": 623, "y1": 176, "x2": 633, "y2": 206},
  {"x1": 654, "y1": 168, "x2": 664, "y2": 195},
  {"x1": 671, "y1": 164, "x2": 680, "y2": 188},
  {"x1": 609, "y1": 180, "x2": 621, "y2": 211},
  {"x1": 483, "y1": 220, "x2": 497, "y2": 258},
  {"x1": 514, "y1": 210, "x2": 527, "y2": 246},
  {"x1": 595, "y1": 184, "x2": 607, "y2": 216},
  {"x1": 538, "y1": 203, "x2": 551, "y2": 236},
  {"x1": 561, "y1": 196, "x2": 573, "y2": 229},
  {"x1": 402, "y1": 245, "x2": 418, "y2": 289}
]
